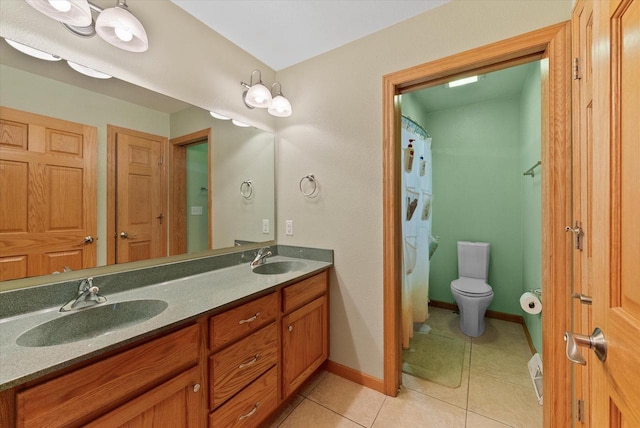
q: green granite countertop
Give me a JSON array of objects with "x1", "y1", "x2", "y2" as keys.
[{"x1": 0, "y1": 254, "x2": 331, "y2": 391}]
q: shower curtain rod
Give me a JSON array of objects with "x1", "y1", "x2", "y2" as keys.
[{"x1": 523, "y1": 161, "x2": 542, "y2": 178}]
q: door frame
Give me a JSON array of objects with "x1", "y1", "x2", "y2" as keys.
[
  {"x1": 169, "y1": 128, "x2": 212, "y2": 255},
  {"x1": 382, "y1": 22, "x2": 572, "y2": 426},
  {"x1": 107, "y1": 125, "x2": 168, "y2": 265}
]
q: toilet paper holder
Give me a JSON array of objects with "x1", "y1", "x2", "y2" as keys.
[{"x1": 529, "y1": 288, "x2": 542, "y2": 297}]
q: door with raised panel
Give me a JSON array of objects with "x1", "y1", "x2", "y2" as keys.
[
  {"x1": 109, "y1": 125, "x2": 167, "y2": 264},
  {"x1": 589, "y1": 0, "x2": 640, "y2": 426},
  {"x1": 281, "y1": 295, "x2": 328, "y2": 397},
  {"x1": 85, "y1": 367, "x2": 204, "y2": 428},
  {"x1": 0, "y1": 107, "x2": 97, "y2": 280}
]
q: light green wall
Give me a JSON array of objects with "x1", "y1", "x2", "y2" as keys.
[
  {"x1": 423, "y1": 97, "x2": 524, "y2": 314},
  {"x1": 186, "y1": 144, "x2": 209, "y2": 253},
  {"x1": 0, "y1": 64, "x2": 170, "y2": 266},
  {"x1": 520, "y1": 63, "x2": 543, "y2": 353}
]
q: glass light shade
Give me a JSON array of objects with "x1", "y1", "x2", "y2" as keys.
[
  {"x1": 268, "y1": 94, "x2": 292, "y2": 117},
  {"x1": 245, "y1": 83, "x2": 272, "y2": 108},
  {"x1": 95, "y1": 5, "x2": 148, "y2": 52},
  {"x1": 5, "y1": 39, "x2": 61, "y2": 61},
  {"x1": 67, "y1": 61, "x2": 112, "y2": 79},
  {"x1": 231, "y1": 119, "x2": 251, "y2": 128},
  {"x1": 209, "y1": 111, "x2": 230, "y2": 120},
  {"x1": 25, "y1": 0, "x2": 92, "y2": 26}
]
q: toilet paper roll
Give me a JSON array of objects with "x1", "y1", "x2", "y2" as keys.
[{"x1": 520, "y1": 292, "x2": 542, "y2": 314}]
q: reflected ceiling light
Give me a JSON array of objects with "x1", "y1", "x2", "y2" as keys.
[
  {"x1": 210, "y1": 111, "x2": 231, "y2": 120},
  {"x1": 231, "y1": 119, "x2": 251, "y2": 128},
  {"x1": 25, "y1": 0, "x2": 92, "y2": 27},
  {"x1": 241, "y1": 69, "x2": 272, "y2": 109},
  {"x1": 5, "y1": 39, "x2": 61, "y2": 61},
  {"x1": 95, "y1": 0, "x2": 148, "y2": 52},
  {"x1": 67, "y1": 60, "x2": 112, "y2": 79},
  {"x1": 267, "y1": 82, "x2": 292, "y2": 118},
  {"x1": 447, "y1": 76, "x2": 478, "y2": 88}
]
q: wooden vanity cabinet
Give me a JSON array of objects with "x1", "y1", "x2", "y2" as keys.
[
  {"x1": 15, "y1": 324, "x2": 204, "y2": 428},
  {"x1": 281, "y1": 271, "x2": 329, "y2": 398},
  {"x1": 5, "y1": 267, "x2": 330, "y2": 428}
]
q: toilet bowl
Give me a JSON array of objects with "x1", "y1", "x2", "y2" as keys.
[{"x1": 450, "y1": 241, "x2": 494, "y2": 337}]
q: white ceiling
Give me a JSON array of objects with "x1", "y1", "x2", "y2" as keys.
[{"x1": 170, "y1": 0, "x2": 449, "y2": 71}]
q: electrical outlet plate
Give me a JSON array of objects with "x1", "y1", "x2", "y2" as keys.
[
  {"x1": 262, "y1": 219, "x2": 270, "y2": 234},
  {"x1": 285, "y1": 220, "x2": 293, "y2": 236},
  {"x1": 190, "y1": 206, "x2": 203, "y2": 215}
]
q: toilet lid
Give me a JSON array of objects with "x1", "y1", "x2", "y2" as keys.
[{"x1": 452, "y1": 278, "x2": 493, "y2": 297}]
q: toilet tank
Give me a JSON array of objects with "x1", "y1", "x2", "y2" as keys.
[{"x1": 457, "y1": 241, "x2": 490, "y2": 280}]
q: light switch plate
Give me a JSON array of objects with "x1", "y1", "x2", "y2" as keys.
[
  {"x1": 190, "y1": 206, "x2": 203, "y2": 215},
  {"x1": 285, "y1": 220, "x2": 294, "y2": 236}
]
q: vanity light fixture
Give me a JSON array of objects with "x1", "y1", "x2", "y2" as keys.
[
  {"x1": 241, "y1": 69, "x2": 293, "y2": 117},
  {"x1": 209, "y1": 111, "x2": 231, "y2": 120},
  {"x1": 25, "y1": 0, "x2": 92, "y2": 27},
  {"x1": 447, "y1": 75, "x2": 478, "y2": 88},
  {"x1": 24, "y1": 0, "x2": 148, "y2": 53},
  {"x1": 67, "y1": 60, "x2": 112, "y2": 79},
  {"x1": 4, "y1": 39, "x2": 61, "y2": 61},
  {"x1": 242, "y1": 69, "x2": 272, "y2": 109},
  {"x1": 267, "y1": 82, "x2": 292, "y2": 118}
]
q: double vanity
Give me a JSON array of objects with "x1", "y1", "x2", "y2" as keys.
[{"x1": 0, "y1": 246, "x2": 332, "y2": 427}]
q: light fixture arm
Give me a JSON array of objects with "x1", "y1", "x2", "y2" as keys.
[{"x1": 271, "y1": 82, "x2": 283, "y2": 96}]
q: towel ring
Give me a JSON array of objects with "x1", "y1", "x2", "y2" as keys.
[
  {"x1": 240, "y1": 180, "x2": 253, "y2": 199},
  {"x1": 299, "y1": 174, "x2": 318, "y2": 197}
]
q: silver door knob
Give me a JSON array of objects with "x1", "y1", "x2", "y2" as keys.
[
  {"x1": 120, "y1": 232, "x2": 129, "y2": 239},
  {"x1": 84, "y1": 236, "x2": 94, "y2": 244},
  {"x1": 564, "y1": 327, "x2": 607, "y2": 365}
]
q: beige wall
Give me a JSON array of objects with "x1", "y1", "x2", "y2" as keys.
[
  {"x1": 0, "y1": 0, "x2": 572, "y2": 380},
  {"x1": 275, "y1": 0, "x2": 572, "y2": 379}
]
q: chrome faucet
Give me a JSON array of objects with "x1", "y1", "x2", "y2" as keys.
[
  {"x1": 251, "y1": 247, "x2": 272, "y2": 268},
  {"x1": 60, "y1": 277, "x2": 107, "y2": 312}
]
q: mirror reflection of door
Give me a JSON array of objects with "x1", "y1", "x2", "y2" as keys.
[
  {"x1": 169, "y1": 128, "x2": 212, "y2": 256},
  {"x1": 0, "y1": 107, "x2": 97, "y2": 280},
  {"x1": 107, "y1": 125, "x2": 167, "y2": 264}
]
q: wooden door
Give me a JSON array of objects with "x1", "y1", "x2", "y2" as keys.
[
  {"x1": 108, "y1": 126, "x2": 167, "y2": 264},
  {"x1": 590, "y1": 0, "x2": 640, "y2": 426},
  {"x1": 571, "y1": 0, "x2": 595, "y2": 424},
  {"x1": 85, "y1": 366, "x2": 204, "y2": 428},
  {"x1": 0, "y1": 107, "x2": 97, "y2": 280},
  {"x1": 281, "y1": 295, "x2": 328, "y2": 397}
]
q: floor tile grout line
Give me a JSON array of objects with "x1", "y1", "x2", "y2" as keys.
[
  {"x1": 304, "y1": 395, "x2": 371, "y2": 427},
  {"x1": 273, "y1": 396, "x2": 306, "y2": 428},
  {"x1": 370, "y1": 395, "x2": 388, "y2": 428}
]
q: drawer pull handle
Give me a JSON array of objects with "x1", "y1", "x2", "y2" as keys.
[
  {"x1": 238, "y1": 313, "x2": 260, "y2": 324},
  {"x1": 238, "y1": 402, "x2": 260, "y2": 421},
  {"x1": 238, "y1": 354, "x2": 260, "y2": 369}
]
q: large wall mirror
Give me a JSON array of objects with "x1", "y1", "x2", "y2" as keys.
[{"x1": 0, "y1": 39, "x2": 275, "y2": 289}]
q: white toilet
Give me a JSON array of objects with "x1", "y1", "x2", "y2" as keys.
[{"x1": 450, "y1": 241, "x2": 494, "y2": 337}]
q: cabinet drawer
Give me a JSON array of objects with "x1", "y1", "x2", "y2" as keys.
[
  {"x1": 210, "y1": 292, "x2": 277, "y2": 349},
  {"x1": 210, "y1": 322, "x2": 278, "y2": 409},
  {"x1": 282, "y1": 270, "x2": 328, "y2": 313},
  {"x1": 17, "y1": 324, "x2": 200, "y2": 428},
  {"x1": 209, "y1": 367, "x2": 277, "y2": 428}
]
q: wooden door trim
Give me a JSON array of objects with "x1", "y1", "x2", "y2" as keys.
[
  {"x1": 169, "y1": 128, "x2": 212, "y2": 256},
  {"x1": 382, "y1": 22, "x2": 572, "y2": 426},
  {"x1": 107, "y1": 125, "x2": 168, "y2": 265}
]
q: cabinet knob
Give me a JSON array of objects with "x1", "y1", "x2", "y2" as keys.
[
  {"x1": 288, "y1": 325, "x2": 293, "y2": 332},
  {"x1": 193, "y1": 383, "x2": 201, "y2": 393}
]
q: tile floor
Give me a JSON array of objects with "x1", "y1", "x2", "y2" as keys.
[{"x1": 269, "y1": 307, "x2": 542, "y2": 428}]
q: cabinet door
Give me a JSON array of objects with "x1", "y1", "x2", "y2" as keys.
[
  {"x1": 86, "y1": 366, "x2": 204, "y2": 428},
  {"x1": 282, "y1": 295, "x2": 328, "y2": 397}
]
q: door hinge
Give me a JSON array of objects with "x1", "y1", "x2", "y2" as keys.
[
  {"x1": 565, "y1": 221, "x2": 584, "y2": 251},
  {"x1": 159, "y1": 155, "x2": 164, "y2": 166},
  {"x1": 576, "y1": 399, "x2": 585, "y2": 423},
  {"x1": 573, "y1": 58, "x2": 580, "y2": 80}
]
